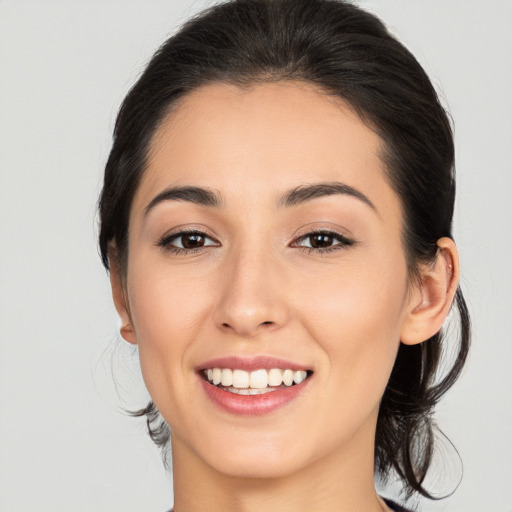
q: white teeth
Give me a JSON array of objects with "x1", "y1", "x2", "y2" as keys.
[
  {"x1": 268, "y1": 368, "x2": 283, "y2": 386},
  {"x1": 236, "y1": 387, "x2": 276, "y2": 395},
  {"x1": 282, "y1": 369, "x2": 294, "y2": 386},
  {"x1": 294, "y1": 370, "x2": 307, "y2": 384},
  {"x1": 212, "y1": 368, "x2": 221, "y2": 385},
  {"x1": 249, "y1": 369, "x2": 268, "y2": 389},
  {"x1": 221, "y1": 368, "x2": 232, "y2": 386},
  {"x1": 232, "y1": 369, "x2": 250, "y2": 388},
  {"x1": 204, "y1": 367, "x2": 310, "y2": 389}
]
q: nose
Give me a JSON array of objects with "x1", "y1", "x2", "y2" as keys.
[{"x1": 213, "y1": 248, "x2": 289, "y2": 338}]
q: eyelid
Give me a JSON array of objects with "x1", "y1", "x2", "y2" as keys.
[
  {"x1": 157, "y1": 224, "x2": 219, "y2": 241},
  {"x1": 288, "y1": 222, "x2": 354, "y2": 243}
]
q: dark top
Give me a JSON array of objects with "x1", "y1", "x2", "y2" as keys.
[
  {"x1": 383, "y1": 497, "x2": 415, "y2": 512},
  {"x1": 167, "y1": 497, "x2": 414, "y2": 511}
]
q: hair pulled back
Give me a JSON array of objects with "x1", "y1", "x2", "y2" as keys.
[{"x1": 98, "y1": 0, "x2": 470, "y2": 500}]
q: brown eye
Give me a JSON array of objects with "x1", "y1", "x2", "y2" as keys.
[
  {"x1": 158, "y1": 230, "x2": 219, "y2": 252},
  {"x1": 293, "y1": 230, "x2": 355, "y2": 252},
  {"x1": 309, "y1": 233, "x2": 334, "y2": 248},
  {"x1": 181, "y1": 233, "x2": 206, "y2": 249}
]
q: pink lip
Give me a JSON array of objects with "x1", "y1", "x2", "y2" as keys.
[
  {"x1": 199, "y1": 377, "x2": 311, "y2": 416},
  {"x1": 196, "y1": 356, "x2": 313, "y2": 416},
  {"x1": 197, "y1": 356, "x2": 310, "y2": 372}
]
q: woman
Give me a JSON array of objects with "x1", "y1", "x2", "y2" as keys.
[{"x1": 98, "y1": 0, "x2": 470, "y2": 510}]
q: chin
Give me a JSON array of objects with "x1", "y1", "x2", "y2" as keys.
[
  {"x1": 194, "y1": 429, "x2": 312, "y2": 480},
  {"x1": 210, "y1": 453, "x2": 308, "y2": 480}
]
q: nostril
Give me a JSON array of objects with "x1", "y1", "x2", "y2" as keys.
[{"x1": 218, "y1": 318, "x2": 278, "y2": 335}]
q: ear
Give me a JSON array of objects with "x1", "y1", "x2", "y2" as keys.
[
  {"x1": 108, "y1": 244, "x2": 137, "y2": 344},
  {"x1": 400, "y1": 237, "x2": 459, "y2": 345}
]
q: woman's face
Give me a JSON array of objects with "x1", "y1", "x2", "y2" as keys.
[{"x1": 118, "y1": 82, "x2": 421, "y2": 479}]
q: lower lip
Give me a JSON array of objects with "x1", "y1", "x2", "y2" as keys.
[{"x1": 199, "y1": 376, "x2": 311, "y2": 416}]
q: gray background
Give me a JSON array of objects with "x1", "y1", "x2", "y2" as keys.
[{"x1": 0, "y1": 1, "x2": 511, "y2": 510}]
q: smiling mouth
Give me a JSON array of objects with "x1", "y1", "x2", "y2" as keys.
[{"x1": 202, "y1": 368, "x2": 313, "y2": 395}]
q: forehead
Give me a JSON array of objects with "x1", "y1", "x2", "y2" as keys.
[{"x1": 133, "y1": 81, "x2": 398, "y2": 216}]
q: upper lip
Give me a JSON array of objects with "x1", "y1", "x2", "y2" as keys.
[{"x1": 197, "y1": 356, "x2": 311, "y2": 372}]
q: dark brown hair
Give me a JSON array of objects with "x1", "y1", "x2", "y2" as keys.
[{"x1": 98, "y1": 0, "x2": 470, "y2": 501}]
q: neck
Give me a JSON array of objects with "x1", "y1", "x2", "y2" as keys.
[{"x1": 171, "y1": 408, "x2": 389, "y2": 512}]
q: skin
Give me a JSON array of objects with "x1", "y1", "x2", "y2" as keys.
[{"x1": 110, "y1": 82, "x2": 459, "y2": 512}]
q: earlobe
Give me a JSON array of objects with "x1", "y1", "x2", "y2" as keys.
[
  {"x1": 400, "y1": 237, "x2": 459, "y2": 345},
  {"x1": 108, "y1": 245, "x2": 137, "y2": 345}
]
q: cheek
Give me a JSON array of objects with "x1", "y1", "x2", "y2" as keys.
[
  {"x1": 128, "y1": 256, "x2": 213, "y2": 336},
  {"x1": 125, "y1": 263, "x2": 213, "y2": 408},
  {"x1": 297, "y1": 250, "x2": 409, "y2": 410},
  {"x1": 299, "y1": 247, "x2": 409, "y2": 334}
]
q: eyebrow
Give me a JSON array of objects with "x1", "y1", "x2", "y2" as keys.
[
  {"x1": 144, "y1": 181, "x2": 376, "y2": 216},
  {"x1": 279, "y1": 181, "x2": 377, "y2": 211},
  {"x1": 144, "y1": 185, "x2": 222, "y2": 216}
]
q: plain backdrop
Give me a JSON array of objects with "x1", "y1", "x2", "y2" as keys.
[{"x1": 0, "y1": 1, "x2": 511, "y2": 511}]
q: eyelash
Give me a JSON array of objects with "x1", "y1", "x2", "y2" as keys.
[
  {"x1": 156, "y1": 229, "x2": 356, "y2": 255},
  {"x1": 292, "y1": 230, "x2": 356, "y2": 254},
  {"x1": 156, "y1": 229, "x2": 219, "y2": 255}
]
